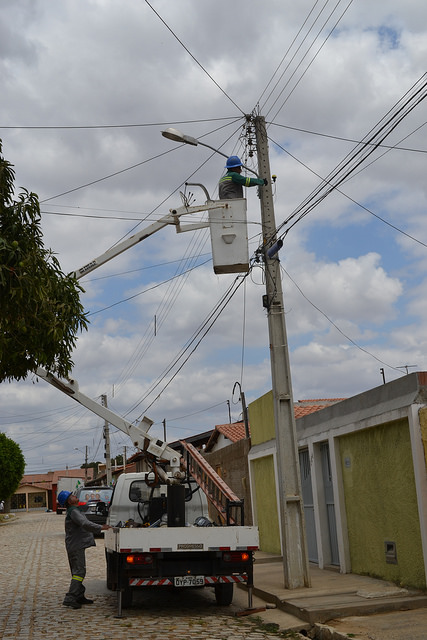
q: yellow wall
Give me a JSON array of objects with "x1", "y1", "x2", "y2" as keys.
[
  {"x1": 340, "y1": 419, "x2": 425, "y2": 588},
  {"x1": 252, "y1": 455, "x2": 281, "y2": 554},
  {"x1": 248, "y1": 390, "x2": 275, "y2": 445}
]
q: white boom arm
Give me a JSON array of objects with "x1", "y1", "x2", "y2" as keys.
[
  {"x1": 38, "y1": 198, "x2": 231, "y2": 476},
  {"x1": 36, "y1": 367, "x2": 183, "y2": 479},
  {"x1": 73, "y1": 201, "x2": 229, "y2": 280}
]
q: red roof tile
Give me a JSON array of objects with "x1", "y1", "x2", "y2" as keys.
[
  {"x1": 215, "y1": 422, "x2": 247, "y2": 442},
  {"x1": 203, "y1": 399, "x2": 346, "y2": 452}
]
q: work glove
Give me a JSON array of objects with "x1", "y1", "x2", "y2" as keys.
[{"x1": 263, "y1": 178, "x2": 268, "y2": 185}]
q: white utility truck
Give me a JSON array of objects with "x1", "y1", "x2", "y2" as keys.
[{"x1": 38, "y1": 368, "x2": 259, "y2": 615}]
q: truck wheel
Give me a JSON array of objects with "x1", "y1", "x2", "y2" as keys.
[{"x1": 214, "y1": 583, "x2": 233, "y2": 606}]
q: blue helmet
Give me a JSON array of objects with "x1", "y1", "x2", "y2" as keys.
[
  {"x1": 57, "y1": 490, "x2": 72, "y2": 507},
  {"x1": 225, "y1": 155, "x2": 243, "y2": 169}
]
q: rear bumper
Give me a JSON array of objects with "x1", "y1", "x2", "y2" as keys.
[{"x1": 129, "y1": 574, "x2": 248, "y2": 587}]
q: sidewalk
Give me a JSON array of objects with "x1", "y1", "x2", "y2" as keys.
[{"x1": 246, "y1": 552, "x2": 427, "y2": 634}]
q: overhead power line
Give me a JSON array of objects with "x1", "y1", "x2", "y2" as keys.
[
  {"x1": 271, "y1": 73, "x2": 427, "y2": 244},
  {"x1": 40, "y1": 147, "x2": 177, "y2": 203},
  {"x1": 266, "y1": 0, "x2": 355, "y2": 123},
  {"x1": 126, "y1": 272, "x2": 249, "y2": 419},
  {"x1": 87, "y1": 258, "x2": 211, "y2": 317},
  {"x1": 256, "y1": 0, "x2": 324, "y2": 109},
  {"x1": 281, "y1": 264, "x2": 404, "y2": 374},
  {"x1": 0, "y1": 117, "x2": 236, "y2": 130},
  {"x1": 269, "y1": 136, "x2": 427, "y2": 250},
  {"x1": 270, "y1": 121, "x2": 427, "y2": 154},
  {"x1": 144, "y1": 0, "x2": 245, "y2": 115}
]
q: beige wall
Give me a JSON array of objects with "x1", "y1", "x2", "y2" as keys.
[{"x1": 204, "y1": 438, "x2": 253, "y2": 525}]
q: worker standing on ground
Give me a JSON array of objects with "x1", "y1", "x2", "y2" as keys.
[
  {"x1": 57, "y1": 490, "x2": 111, "y2": 609},
  {"x1": 218, "y1": 156, "x2": 267, "y2": 199}
]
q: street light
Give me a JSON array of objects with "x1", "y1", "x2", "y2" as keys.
[{"x1": 161, "y1": 127, "x2": 259, "y2": 177}]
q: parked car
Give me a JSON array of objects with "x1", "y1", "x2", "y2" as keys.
[{"x1": 75, "y1": 486, "x2": 113, "y2": 526}]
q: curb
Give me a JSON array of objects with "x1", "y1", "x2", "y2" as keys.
[{"x1": 313, "y1": 623, "x2": 355, "y2": 640}]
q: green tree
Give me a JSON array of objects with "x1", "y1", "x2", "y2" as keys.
[
  {"x1": 0, "y1": 140, "x2": 88, "y2": 382},
  {"x1": 0, "y1": 432, "x2": 25, "y2": 501}
]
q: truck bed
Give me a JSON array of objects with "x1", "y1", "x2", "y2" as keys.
[{"x1": 104, "y1": 525, "x2": 259, "y2": 553}]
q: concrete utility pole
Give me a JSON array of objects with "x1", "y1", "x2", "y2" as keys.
[
  {"x1": 254, "y1": 114, "x2": 311, "y2": 589},
  {"x1": 101, "y1": 394, "x2": 113, "y2": 486}
]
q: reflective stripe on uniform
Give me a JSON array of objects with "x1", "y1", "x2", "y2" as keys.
[
  {"x1": 72, "y1": 574, "x2": 84, "y2": 582},
  {"x1": 245, "y1": 177, "x2": 251, "y2": 186}
]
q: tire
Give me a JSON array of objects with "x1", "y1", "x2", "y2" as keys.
[{"x1": 214, "y1": 583, "x2": 234, "y2": 606}]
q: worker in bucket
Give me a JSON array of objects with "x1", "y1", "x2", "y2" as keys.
[
  {"x1": 57, "y1": 490, "x2": 111, "y2": 609},
  {"x1": 218, "y1": 156, "x2": 267, "y2": 199}
]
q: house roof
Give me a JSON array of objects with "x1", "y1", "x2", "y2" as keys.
[
  {"x1": 204, "y1": 399, "x2": 345, "y2": 452},
  {"x1": 18, "y1": 483, "x2": 50, "y2": 492},
  {"x1": 204, "y1": 422, "x2": 246, "y2": 452},
  {"x1": 20, "y1": 468, "x2": 93, "y2": 488}
]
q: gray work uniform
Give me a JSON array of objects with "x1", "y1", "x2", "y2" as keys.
[
  {"x1": 218, "y1": 171, "x2": 264, "y2": 199},
  {"x1": 63, "y1": 505, "x2": 103, "y2": 606}
]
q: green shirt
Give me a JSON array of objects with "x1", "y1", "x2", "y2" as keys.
[{"x1": 219, "y1": 171, "x2": 264, "y2": 199}]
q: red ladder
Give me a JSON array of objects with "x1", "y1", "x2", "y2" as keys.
[{"x1": 180, "y1": 440, "x2": 244, "y2": 525}]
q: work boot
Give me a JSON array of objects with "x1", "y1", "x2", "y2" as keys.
[
  {"x1": 63, "y1": 600, "x2": 82, "y2": 609},
  {"x1": 78, "y1": 597, "x2": 94, "y2": 604}
]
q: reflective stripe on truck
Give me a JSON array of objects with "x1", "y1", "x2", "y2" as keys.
[{"x1": 129, "y1": 574, "x2": 248, "y2": 587}]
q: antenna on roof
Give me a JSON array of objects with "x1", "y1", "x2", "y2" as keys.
[{"x1": 396, "y1": 365, "x2": 417, "y2": 375}]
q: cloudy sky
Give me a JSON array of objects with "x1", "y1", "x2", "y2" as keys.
[{"x1": 1, "y1": 0, "x2": 427, "y2": 475}]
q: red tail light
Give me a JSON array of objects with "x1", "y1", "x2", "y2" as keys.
[
  {"x1": 222, "y1": 551, "x2": 250, "y2": 563},
  {"x1": 126, "y1": 553, "x2": 153, "y2": 565}
]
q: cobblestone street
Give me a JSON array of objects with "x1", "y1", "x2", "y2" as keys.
[{"x1": 0, "y1": 512, "x2": 287, "y2": 640}]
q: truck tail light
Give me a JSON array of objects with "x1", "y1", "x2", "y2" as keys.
[
  {"x1": 126, "y1": 553, "x2": 153, "y2": 565},
  {"x1": 222, "y1": 551, "x2": 250, "y2": 563}
]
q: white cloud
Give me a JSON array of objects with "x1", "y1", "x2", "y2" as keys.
[{"x1": 1, "y1": 0, "x2": 427, "y2": 472}]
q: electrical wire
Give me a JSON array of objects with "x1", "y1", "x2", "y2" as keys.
[
  {"x1": 144, "y1": 0, "x2": 245, "y2": 115},
  {"x1": 86, "y1": 258, "x2": 211, "y2": 317},
  {"x1": 268, "y1": 136, "x2": 427, "y2": 250},
  {"x1": 262, "y1": 0, "x2": 344, "y2": 115},
  {"x1": 280, "y1": 263, "x2": 404, "y2": 374},
  {"x1": 270, "y1": 121, "x2": 427, "y2": 154},
  {"x1": 39, "y1": 147, "x2": 177, "y2": 203},
  {"x1": 163, "y1": 400, "x2": 229, "y2": 423},
  {"x1": 268, "y1": 73, "x2": 427, "y2": 245},
  {"x1": 266, "y1": 0, "x2": 355, "y2": 123},
  {"x1": 100, "y1": 122, "x2": 246, "y2": 397},
  {"x1": 256, "y1": 0, "x2": 324, "y2": 109},
  {"x1": 0, "y1": 117, "x2": 237, "y2": 130},
  {"x1": 85, "y1": 254, "x2": 212, "y2": 283},
  {"x1": 125, "y1": 272, "x2": 250, "y2": 419}
]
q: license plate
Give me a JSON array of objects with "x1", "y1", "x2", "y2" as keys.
[{"x1": 174, "y1": 575, "x2": 204, "y2": 587}]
